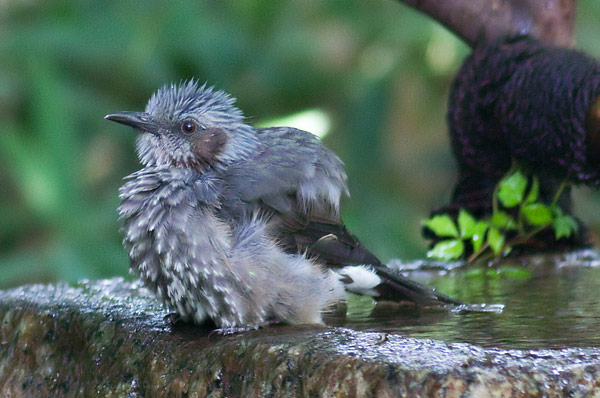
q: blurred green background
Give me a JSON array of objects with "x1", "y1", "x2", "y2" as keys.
[{"x1": 1, "y1": 0, "x2": 600, "y2": 289}]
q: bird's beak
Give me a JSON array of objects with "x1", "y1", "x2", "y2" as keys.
[{"x1": 104, "y1": 111, "x2": 159, "y2": 134}]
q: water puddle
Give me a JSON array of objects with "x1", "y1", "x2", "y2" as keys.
[{"x1": 326, "y1": 250, "x2": 600, "y2": 350}]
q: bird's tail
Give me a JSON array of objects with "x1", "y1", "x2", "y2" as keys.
[
  {"x1": 336, "y1": 264, "x2": 461, "y2": 306},
  {"x1": 296, "y1": 221, "x2": 461, "y2": 306}
]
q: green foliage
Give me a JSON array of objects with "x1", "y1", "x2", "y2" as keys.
[
  {"x1": 428, "y1": 239, "x2": 465, "y2": 261},
  {"x1": 422, "y1": 214, "x2": 459, "y2": 238},
  {"x1": 487, "y1": 227, "x2": 505, "y2": 256},
  {"x1": 490, "y1": 211, "x2": 516, "y2": 230},
  {"x1": 457, "y1": 209, "x2": 477, "y2": 238},
  {"x1": 470, "y1": 221, "x2": 488, "y2": 253},
  {"x1": 497, "y1": 170, "x2": 528, "y2": 207},
  {"x1": 524, "y1": 176, "x2": 539, "y2": 204},
  {"x1": 521, "y1": 203, "x2": 553, "y2": 226},
  {"x1": 553, "y1": 207, "x2": 579, "y2": 240},
  {"x1": 424, "y1": 169, "x2": 578, "y2": 262}
]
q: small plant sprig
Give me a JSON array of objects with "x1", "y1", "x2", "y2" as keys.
[{"x1": 423, "y1": 168, "x2": 578, "y2": 262}]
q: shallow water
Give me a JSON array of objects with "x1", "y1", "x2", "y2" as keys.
[{"x1": 327, "y1": 250, "x2": 600, "y2": 350}]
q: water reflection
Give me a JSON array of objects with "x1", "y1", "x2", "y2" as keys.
[{"x1": 327, "y1": 251, "x2": 600, "y2": 349}]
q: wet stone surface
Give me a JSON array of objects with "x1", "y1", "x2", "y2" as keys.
[{"x1": 1, "y1": 250, "x2": 600, "y2": 397}]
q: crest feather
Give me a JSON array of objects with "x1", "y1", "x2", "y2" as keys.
[{"x1": 145, "y1": 80, "x2": 244, "y2": 123}]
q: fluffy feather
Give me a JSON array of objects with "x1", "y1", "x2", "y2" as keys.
[{"x1": 108, "y1": 80, "x2": 460, "y2": 330}]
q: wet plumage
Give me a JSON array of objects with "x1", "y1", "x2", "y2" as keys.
[{"x1": 107, "y1": 81, "x2": 458, "y2": 330}]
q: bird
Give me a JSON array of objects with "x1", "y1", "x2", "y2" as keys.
[{"x1": 106, "y1": 80, "x2": 460, "y2": 331}]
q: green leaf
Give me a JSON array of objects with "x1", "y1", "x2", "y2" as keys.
[
  {"x1": 427, "y1": 239, "x2": 465, "y2": 261},
  {"x1": 524, "y1": 176, "x2": 540, "y2": 204},
  {"x1": 487, "y1": 227, "x2": 505, "y2": 256},
  {"x1": 498, "y1": 170, "x2": 528, "y2": 207},
  {"x1": 490, "y1": 211, "x2": 517, "y2": 230},
  {"x1": 471, "y1": 221, "x2": 489, "y2": 252},
  {"x1": 422, "y1": 215, "x2": 459, "y2": 238},
  {"x1": 458, "y1": 209, "x2": 477, "y2": 238},
  {"x1": 521, "y1": 203, "x2": 553, "y2": 226},
  {"x1": 553, "y1": 215, "x2": 578, "y2": 239},
  {"x1": 553, "y1": 206, "x2": 565, "y2": 217}
]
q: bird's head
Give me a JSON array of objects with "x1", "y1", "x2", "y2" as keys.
[{"x1": 105, "y1": 80, "x2": 258, "y2": 170}]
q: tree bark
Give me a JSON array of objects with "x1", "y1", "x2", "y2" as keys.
[{"x1": 399, "y1": 0, "x2": 577, "y2": 48}]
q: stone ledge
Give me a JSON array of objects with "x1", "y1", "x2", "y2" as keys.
[{"x1": 1, "y1": 278, "x2": 600, "y2": 397}]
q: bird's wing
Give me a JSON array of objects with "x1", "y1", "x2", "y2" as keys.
[
  {"x1": 224, "y1": 127, "x2": 347, "y2": 213},
  {"x1": 222, "y1": 127, "x2": 460, "y2": 306},
  {"x1": 222, "y1": 127, "x2": 376, "y2": 265}
]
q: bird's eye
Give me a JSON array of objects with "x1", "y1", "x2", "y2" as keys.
[{"x1": 181, "y1": 120, "x2": 197, "y2": 134}]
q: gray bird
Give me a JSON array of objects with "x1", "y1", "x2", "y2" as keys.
[{"x1": 106, "y1": 81, "x2": 459, "y2": 330}]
